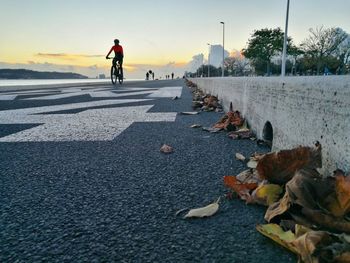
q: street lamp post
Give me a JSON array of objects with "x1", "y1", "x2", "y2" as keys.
[
  {"x1": 207, "y1": 43, "x2": 211, "y2": 77},
  {"x1": 281, "y1": 0, "x2": 290, "y2": 77},
  {"x1": 220, "y1": 22, "x2": 225, "y2": 77}
]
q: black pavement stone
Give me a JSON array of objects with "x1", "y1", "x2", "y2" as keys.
[{"x1": 0, "y1": 80, "x2": 296, "y2": 262}]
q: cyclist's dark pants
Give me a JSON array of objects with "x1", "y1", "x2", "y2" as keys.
[{"x1": 113, "y1": 58, "x2": 123, "y2": 76}]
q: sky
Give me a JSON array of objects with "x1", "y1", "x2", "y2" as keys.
[{"x1": 1, "y1": 0, "x2": 350, "y2": 79}]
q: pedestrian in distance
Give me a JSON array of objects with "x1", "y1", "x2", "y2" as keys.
[
  {"x1": 146, "y1": 72, "x2": 149, "y2": 80},
  {"x1": 171, "y1": 72, "x2": 174, "y2": 79}
]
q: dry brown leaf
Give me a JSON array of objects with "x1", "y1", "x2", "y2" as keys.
[
  {"x1": 214, "y1": 111, "x2": 244, "y2": 130},
  {"x1": 265, "y1": 169, "x2": 330, "y2": 222},
  {"x1": 265, "y1": 169, "x2": 350, "y2": 232},
  {"x1": 236, "y1": 169, "x2": 262, "y2": 184},
  {"x1": 291, "y1": 231, "x2": 331, "y2": 263},
  {"x1": 334, "y1": 170, "x2": 350, "y2": 216},
  {"x1": 312, "y1": 170, "x2": 350, "y2": 218},
  {"x1": 334, "y1": 252, "x2": 350, "y2": 263},
  {"x1": 203, "y1": 95, "x2": 218, "y2": 108},
  {"x1": 265, "y1": 190, "x2": 292, "y2": 222},
  {"x1": 301, "y1": 207, "x2": 350, "y2": 233},
  {"x1": 160, "y1": 144, "x2": 174, "y2": 154},
  {"x1": 256, "y1": 143, "x2": 322, "y2": 184},
  {"x1": 224, "y1": 176, "x2": 258, "y2": 200}
]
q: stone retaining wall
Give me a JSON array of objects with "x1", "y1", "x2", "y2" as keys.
[{"x1": 190, "y1": 76, "x2": 350, "y2": 175}]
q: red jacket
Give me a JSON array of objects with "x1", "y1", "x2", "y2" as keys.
[{"x1": 107, "y1": 45, "x2": 124, "y2": 57}]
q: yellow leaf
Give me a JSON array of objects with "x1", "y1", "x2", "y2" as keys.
[
  {"x1": 256, "y1": 224, "x2": 298, "y2": 254},
  {"x1": 252, "y1": 184, "x2": 283, "y2": 206}
]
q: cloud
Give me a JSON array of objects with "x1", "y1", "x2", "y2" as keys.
[
  {"x1": 35, "y1": 53, "x2": 104, "y2": 61},
  {"x1": 88, "y1": 64, "x2": 99, "y2": 70},
  {"x1": 186, "y1": 54, "x2": 204, "y2": 72}
]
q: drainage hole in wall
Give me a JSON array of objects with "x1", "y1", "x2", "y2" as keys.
[{"x1": 263, "y1": 121, "x2": 273, "y2": 147}]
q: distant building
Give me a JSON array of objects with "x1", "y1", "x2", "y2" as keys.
[
  {"x1": 98, "y1": 74, "x2": 106, "y2": 79},
  {"x1": 209, "y1": 45, "x2": 229, "y2": 67}
]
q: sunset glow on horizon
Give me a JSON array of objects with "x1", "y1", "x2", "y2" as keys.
[{"x1": 1, "y1": 0, "x2": 350, "y2": 78}]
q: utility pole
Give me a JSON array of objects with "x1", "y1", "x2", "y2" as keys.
[
  {"x1": 207, "y1": 43, "x2": 211, "y2": 77},
  {"x1": 281, "y1": 0, "x2": 290, "y2": 77},
  {"x1": 220, "y1": 22, "x2": 225, "y2": 77}
]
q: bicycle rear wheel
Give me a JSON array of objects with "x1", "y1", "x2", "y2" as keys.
[
  {"x1": 110, "y1": 66, "x2": 117, "y2": 85},
  {"x1": 117, "y1": 67, "x2": 123, "y2": 84}
]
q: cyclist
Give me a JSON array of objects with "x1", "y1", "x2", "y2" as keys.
[{"x1": 106, "y1": 39, "x2": 124, "y2": 77}]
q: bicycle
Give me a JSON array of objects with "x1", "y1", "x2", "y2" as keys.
[{"x1": 107, "y1": 57, "x2": 123, "y2": 85}]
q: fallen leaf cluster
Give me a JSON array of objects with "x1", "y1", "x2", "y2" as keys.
[
  {"x1": 185, "y1": 79, "x2": 198, "y2": 88},
  {"x1": 186, "y1": 85, "x2": 255, "y2": 140},
  {"x1": 212, "y1": 104, "x2": 255, "y2": 140},
  {"x1": 224, "y1": 142, "x2": 350, "y2": 262},
  {"x1": 185, "y1": 80, "x2": 223, "y2": 113},
  {"x1": 193, "y1": 94, "x2": 223, "y2": 112}
]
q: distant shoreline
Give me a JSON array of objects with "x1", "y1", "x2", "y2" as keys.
[
  {"x1": 0, "y1": 79, "x2": 109, "y2": 87},
  {"x1": 0, "y1": 78, "x2": 144, "y2": 88}
]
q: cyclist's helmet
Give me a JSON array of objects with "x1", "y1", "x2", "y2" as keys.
[{"x1": 114, "y1": 39, "x2": 120, "y2": 45}]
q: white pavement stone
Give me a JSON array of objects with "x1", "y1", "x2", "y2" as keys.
[{"x1": 0, "y1": 100, "x2": 177, "y2": 142}]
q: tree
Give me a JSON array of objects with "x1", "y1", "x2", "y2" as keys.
[
  {"x1": 242, "y1": 28, "x2": 294, "y2": 75},
  {"x1": 301, "y1": 26, "x2": 348, "y2": 74},
  {"x1": 193, "y1": 65, "x2": 221, "y2": 77},
  {"x1": 333, "y1": 28, "x2": 350, "y2": 74},
  {"x1": 224, "y1": 56, "x2": 236, "y2": 75},
  {"x1": 224, "y1": 56, "x2": 251, "y2": 76}
]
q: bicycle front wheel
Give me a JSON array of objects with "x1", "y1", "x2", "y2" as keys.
[{"x1": 110, "y1": 66, "x2": 117, "y2": 85}]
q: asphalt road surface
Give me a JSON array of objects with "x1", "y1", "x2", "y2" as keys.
[{"x1": 0, "y1": 80, "x2": 296, "y2": 262}]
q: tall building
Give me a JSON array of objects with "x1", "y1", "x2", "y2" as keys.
[{"x1": 209, "y1": 45, "x2": 229, "y2": 67}]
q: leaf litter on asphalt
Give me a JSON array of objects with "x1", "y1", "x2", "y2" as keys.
[
  {"x1": 184, "y1": 82, "x2": 350, "y2": 261},
  {"x1": 223, "y1": 142, "x2": 350, "y2": 262}
]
